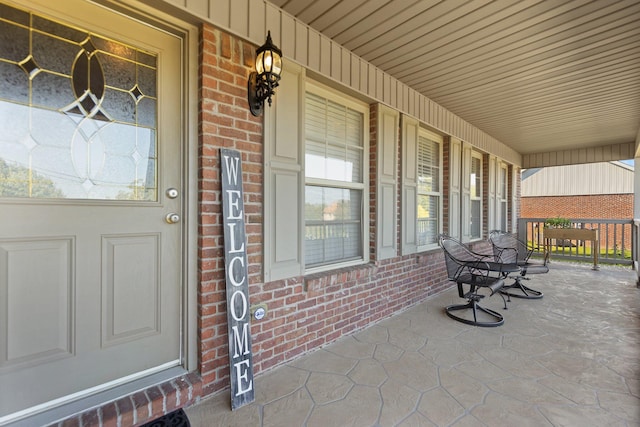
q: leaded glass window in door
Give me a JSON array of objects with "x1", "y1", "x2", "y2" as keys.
[{"x1": 0, "y1": 3, "x2": 158, "y2": 200}]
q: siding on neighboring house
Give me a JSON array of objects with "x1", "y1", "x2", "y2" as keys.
[
  {"x1": 521, "y1": 161, "x2": 633, "y2": 197},
  {"x1": 521, "y1": 161, "x2": 634, "y2": 219}
]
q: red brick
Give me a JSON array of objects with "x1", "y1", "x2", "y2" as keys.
[
  {"x1": 145, "y1": 387, "x2": 164, "y2": 418},
  {"x1": 100, "y1": 402, "x2": 118, "y2": 427},
  {"x1": 160, "y1": 382, "x2": 178, "y2": 411},
  {"x1": 115, "y1": 397, "x2": 134, "y2": 427},
  {"x1": 131, "y1": 391, "x2": 150, "y2": 424},
  {"x1": 59, "y1": 416, "x2": 81, "y2": 427}
]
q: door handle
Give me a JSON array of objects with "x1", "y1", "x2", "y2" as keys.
[{"x1": 165, "y1": 213, "x2": 180, "y2": 224}]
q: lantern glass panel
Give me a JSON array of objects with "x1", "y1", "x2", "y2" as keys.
[
  {"x1": 255, "y1": 51, "x2": 265, "y2": 75},
  {"x1": 272, "y1": 54, "x2": 282, "y2": 77}
]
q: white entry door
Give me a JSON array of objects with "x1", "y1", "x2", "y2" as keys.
[{"x1": 0, "y1": 0, "x2": 184, "y2": 419}]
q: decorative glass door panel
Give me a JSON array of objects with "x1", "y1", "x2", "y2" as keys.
[
  {"x1": 0, "y1": 3, "x2": 158, "y2": 200},
  {"x1": 0, "y1": 0, "x2": 183, "y2": 421}
]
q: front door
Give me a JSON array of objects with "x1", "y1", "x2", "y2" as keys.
[{"x1": 0, "y1": 0, "x2": 184, "y2": 419}]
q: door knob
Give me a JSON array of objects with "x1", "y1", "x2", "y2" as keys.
[
  {"x1": 165, "y1": 213, "x2": 180, "y2": 224},
  {"x1": 166, "y1": 188, "x2": 179, "y2": 199}
]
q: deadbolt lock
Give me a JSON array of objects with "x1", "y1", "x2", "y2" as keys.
[{"x1": 166, "y1": 188, "x2": 179, "y2": 199}]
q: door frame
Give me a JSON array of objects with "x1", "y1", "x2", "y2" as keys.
[{"x1": 0, "y1": 0, "x2": 198, "y2": 423}]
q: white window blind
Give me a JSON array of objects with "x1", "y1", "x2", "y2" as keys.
[
  {"x1": 304, "y1": 90, "x2": 366, "y2": 269},
  {"x1": 470, "y1": 154, "x2": 482, "y2": 239},
  {"x1": 417, "y1": 134, "x2": 441, "y2": 247}
]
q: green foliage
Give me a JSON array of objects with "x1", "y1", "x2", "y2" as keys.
[
  {"x1": 544, "y1": 217, "x2": 572, "y2": 228},
  {"x1": 0, "y1": 158, "x2": 65, "y2": 198},
  {"x1": 115, "y1": 183, "x2": 156, "y2": 201}
]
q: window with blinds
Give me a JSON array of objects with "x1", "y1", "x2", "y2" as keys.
[
  {"x1": 470, "y1": 154, "x2": 482, "y2": 239},
  {"x1": 499, "y1": 164, "x2": 508, "y2": 232},
  {"x1": 417, "y1": 133, "x2": 441, "y2": 248},
  {"x1": 304, "y1": 89, "x2": 367, "y2": 270}
]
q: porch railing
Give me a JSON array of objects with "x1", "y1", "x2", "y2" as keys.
[{"x1": 517, "y1": 218, "x2": 633, "y2": 266}]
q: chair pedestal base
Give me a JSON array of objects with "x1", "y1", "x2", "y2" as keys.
[
  {"x1": 501, "y1": 278, "x2": 543, "y2": 299},
  {"x1": 445, "y1": 298, "x2": 504, "y2": 327}
]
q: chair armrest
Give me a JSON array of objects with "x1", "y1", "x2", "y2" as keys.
[
  {"x1": 457, "y1": 262, "x2": 505, "y2": 295},
  {"x1": 517, "y1": 241, "x2": 536, "y2": 262},
  {"x1": 463, "y1": 259, "x2": 496, "y2": 278}
]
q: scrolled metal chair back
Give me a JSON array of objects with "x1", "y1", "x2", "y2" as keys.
[
  {"x1": 438, "y1": 234, "x2": 483, "y2": 281},
  {"x1": 488, "y1": 231, "x2": 525, "y2": 263}
]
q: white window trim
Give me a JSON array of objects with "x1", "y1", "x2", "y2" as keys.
[
  {"x1": 470, "y1": 151, "x2": 483, "y2": 241},
  {"x1": 416, "y1": 128, "x2": 443, "y2": 252},
  {"x1": 303, "y1": 80, "x2": 370, "y2": 274},
  {"x1": 498, "y1": 162, "x2": 509, "y2": 233}
]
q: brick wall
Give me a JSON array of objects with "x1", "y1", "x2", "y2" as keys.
[
  {"x1": 53, "y1": 373, "x2": 202, "y2": 427},
  {"x1": 198, "y1": 23, "x2": 452, "y2": 400},
  {"x1": 521, "y1": 194, "x2": 633, "y2": 220},
  {"x1": 198, "y1": 25, "x2": 264, "y2": 395},
  {"x1": 521, "y1": 194, "x2": 633, "y2": 250}
]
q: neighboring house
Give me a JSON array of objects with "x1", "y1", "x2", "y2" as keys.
[
  {"x1": 521, "y1": 161, "x2": 634, "y2": 250},
  {"x1": 521, "y1": 161, "x2": 633, "y2": 220}
]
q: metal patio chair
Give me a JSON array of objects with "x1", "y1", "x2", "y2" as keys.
[
  {"x1": 438, "y1": 234, "x2": 515, "y2": 327},
  {"x1": 488, "y1": 231, "x2": 548, "y2": 299}
]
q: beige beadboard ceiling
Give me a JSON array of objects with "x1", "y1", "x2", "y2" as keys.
[{"x1": 268, "y1": 0, "x2": 640, "y2": 157}]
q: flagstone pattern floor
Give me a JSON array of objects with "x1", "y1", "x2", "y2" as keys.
[{"x1": 185, "y1": 262, "x2": 640, "y2": 426}]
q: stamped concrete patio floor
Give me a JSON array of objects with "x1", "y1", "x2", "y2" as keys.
[{"x1": 186, "y1": 262, "x2": 640, "y2": 426}]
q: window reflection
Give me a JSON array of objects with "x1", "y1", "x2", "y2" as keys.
[
  {"x1": 305, "y1": 153, "x2": 356, "y2": 182},
  {"x1": 0, "y1": 3, "x2": 157, "y2": 201},
  {"x1": 305, "y1": 185, "x2": 362, "y2": 266}
]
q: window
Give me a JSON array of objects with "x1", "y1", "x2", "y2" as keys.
[
  {"x1": 416, "y1": 131, "x2": 442, "y2": 249},
  {"x1": 304, "y1": 84, "x2": 368, "y2": 271},
  {"x1": 0, "y1": 6, "x2": 158, "y2": 201},
  {"x1": 498, "y1": 164, "x2": 508, "y2": 232},
  {"x1": 470, "y1": 152, "x2": 482, "y2": 240}
]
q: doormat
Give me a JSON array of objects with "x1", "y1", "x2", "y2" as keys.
[{"x1": 140, "y1": 408, "x2": 190, "y2": 427}]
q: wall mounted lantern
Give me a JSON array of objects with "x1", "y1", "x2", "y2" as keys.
[{"x1": 247, "y1": 31, "x2": 282, "y2": 116}]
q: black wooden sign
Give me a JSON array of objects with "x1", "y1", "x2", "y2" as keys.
[{"x1": 220, "y1": 148, "x2": 255, "y2": 410}]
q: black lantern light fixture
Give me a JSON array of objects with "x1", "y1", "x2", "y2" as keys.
[{"x1": 247, "y1": 31, "x2": 283, "y2": 116}]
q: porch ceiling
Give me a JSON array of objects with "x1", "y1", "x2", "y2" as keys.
[{"x1": 269, "y1": 0, "x2": 640, "y2": 157}]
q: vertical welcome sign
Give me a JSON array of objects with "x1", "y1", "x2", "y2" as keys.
[{"x1": 220, "y1": 148, "x2": 254, "y2": 409}]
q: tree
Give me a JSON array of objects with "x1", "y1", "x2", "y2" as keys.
[{"x1": 0, "y1": 158, "x2": 65, "y2": 198}]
